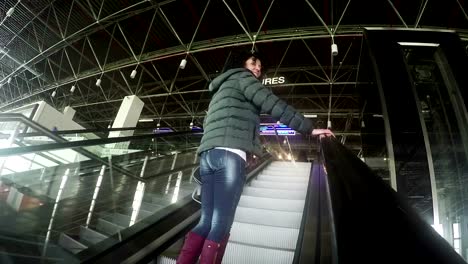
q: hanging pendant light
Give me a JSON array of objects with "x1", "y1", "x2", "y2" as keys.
[
  {"x1": 130, "y1": 69, "x2": 137, "y2": 79},
  {"x1": 6, "y1": 7, "x2": 15, "y2": 17}
]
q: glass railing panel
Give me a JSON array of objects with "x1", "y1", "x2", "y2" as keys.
[
  {"x1": 0, "y1": 150, "x2": 199, "y2": 262},
  {"x1": 1, "y1": 153, "x2": 57, "y2": 176},
  {"x1": 0, "y1": 120, "x2": 28, "y2": 150},
  {"x1": 50, "y1": 127, "x2": 185, "y2": 143},
  {"x1": 0, "y1": 145, "x2": 91, "y2": 176},
  {"x1": 0, "y1": 120, "x2": 68, "y2": 154},
  {"x1": 81, "y1": 132, "x2": 203, "y2": 160},
  {"x1": 52, "y1": 127, "x2": 159, "y2": 143},
  {"x1": 16, "y1": 135, "x2": 57, "y2": 146},
  {"x1": 16, "y1": 131, "x2": 96, "y2": 147},
  {"x1": 406, "y1": 46, "x2": 468, "y2": 254},
  {"x1": 60, "y1": 132, "x2": 101, "y2": 142},
  {"x1": 0, "y1": 129, "x2": 201, "y2": 178},
  {"x1": 0, "y1": 114, "x2": 102, "y2": 151},
  {"x1": 0, "y1": 114, "x2": 202, "y2": 262},
  {"x1": 0, "y1": 115, "x2": 202, "y2": 178},
  {"x1": 1, "y1": 115, "x2": 202, "y2": 159}
]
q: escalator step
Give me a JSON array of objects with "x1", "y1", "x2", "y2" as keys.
[
  {"x1": 260, "y1": 170, "x2": 310, "y2": 177},
  {"x1": 100, "y1": 212, "x2": 131, "y2": 227},
  {"x1": 250, "y1": 180, "x2": 307, "y2": 190},
  {"x1": 265, "y1": 164, "x2": 310, "y2": 169},
  {"x1": 242, "y1": 186, "x2": 306, "y2": 200},
  {"x1": 79, "y1": 226, "x2": 108, "y2": 245},
  {"x1": 270, "y1": 161, "x2": 310, "y2": 166},
  {"x1": 238, "y1": 195, "x2": 305, "y2": 212},
  {"x1": 266, "y1": 167, "x2": 310, "y2": 172},
  {"x1": 257, "y1": 175, "x2": 309, "y2": 182},
  {"x1": 155, "y1": 255, "x2": 176, "y2": 264},
  {"x1": 96, "y1": 218, "x2": 125, "y2": 235},
  {"x1": 58, "y1": 233, "x2": 87, "y2": 254},
  {"x1": 230, "y1": 222, "x2": 299, "y2": 250},
  {"x1": 120, "y1": 205, "x2": 156, "y2": 219},
  {"x1": 234, "y1": 207, "x2": 302, "y2": 229},
  {"x1": 136, "y1": 201, "x2": 166, "y2": 212},
  {"x1": 223, "y1": 241, "x2": 294, "y2": 264}
]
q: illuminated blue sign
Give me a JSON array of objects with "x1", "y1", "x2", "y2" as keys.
[
  {"x1": 153, "y1": 127, "x2": 173, "y2": 133},
  {"x1": 259, "y1": 123, "x2": 296, "y2": 136},
  {"x1": 191, "y1": 126, "x2": 203, "y2": 132}
]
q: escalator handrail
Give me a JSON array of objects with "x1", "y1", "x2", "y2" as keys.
[
  {"x1": 0, "y1": 113, "x2": 202, "y2": 158},
  {"x1": 11, "y1": 125, "x2": 199, "y2": 138},
  {"x1": 16, "y1": 126, "x2": 162, "y2": 137},
  {"x1": 0, "y1": 113, "x2": 138, "y2": 180},
  {"x1": 0, "y1": 130, "x2": 201, "y2": 157},
  {"x1": 318, "y1": 137, "x2": 466, "y2": 264}
]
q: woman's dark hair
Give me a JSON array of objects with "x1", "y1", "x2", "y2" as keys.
[{"x1": 222, "y1": 48, "x2": 265, "y2": 76}]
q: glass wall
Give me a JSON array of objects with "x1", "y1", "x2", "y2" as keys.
[
  {"x1": 0, "y1": 116, "x2": 201, "y2": 262},
  {"x1": 405, "y1": 45, "x2": 468, "y2": 257},
  {"x1": 366, "y1": 28, "x2": 468, "y2": 259}
]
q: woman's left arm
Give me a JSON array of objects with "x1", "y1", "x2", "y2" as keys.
[{"x1": 240, "y1": 72, "x2": 313, "y2": 134}]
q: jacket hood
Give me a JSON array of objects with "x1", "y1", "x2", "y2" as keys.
[{"x1": 209, "y1": 68, "x2": 248, "y2": 93}]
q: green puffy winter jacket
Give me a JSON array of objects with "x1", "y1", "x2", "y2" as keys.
[{"x1": 197, "y1": 68, "x2": 313, "y2": 156}]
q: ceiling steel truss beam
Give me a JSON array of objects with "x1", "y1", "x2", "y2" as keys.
[
  {"x1": 0, "y1": 0, "x2": 176, "y2": 87},
  {"x1": 0, "y1": 29, "x2": 363, "y2": 111}
]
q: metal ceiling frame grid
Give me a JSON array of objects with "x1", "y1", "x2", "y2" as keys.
[{"x1": 0, "y1": 0, "x2": 467, "y2": 130}]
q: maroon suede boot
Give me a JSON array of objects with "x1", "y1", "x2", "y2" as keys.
[
  {"x1": 199, "y1": 239, "x2": 221, "y2": 264},
  {"x1": 176, "y1": 231, "x2": 205, "y2": 264},
  {"x1": 215, "y1": 233, "x2": 230, "y2": 264}
]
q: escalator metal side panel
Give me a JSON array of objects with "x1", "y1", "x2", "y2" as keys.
[
  {"x1": 78, "y1": 198, "x2": 200, "y2": 264},
  {"x1": 321, "y1": 137, "x2": 466, "y2": 264},
  {"x1": 293, "y1": 162, "x2": 338, "y2": 264}
]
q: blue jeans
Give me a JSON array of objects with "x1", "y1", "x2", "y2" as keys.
[{"x1": 191, "y1": 149, "x2": 246, "y2": 242}]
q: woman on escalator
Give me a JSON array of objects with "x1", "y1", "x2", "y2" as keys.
[{"x1": 176, "y1": 49, "x2": 333, "y2": 264}]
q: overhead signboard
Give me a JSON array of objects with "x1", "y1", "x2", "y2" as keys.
[{"x1": 262, "y1": 76, "x2": 285, "y2": 85}]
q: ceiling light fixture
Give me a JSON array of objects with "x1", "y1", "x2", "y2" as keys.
[
  {"x1": 130, "y1": 69, "x2": 137, "y2": 79},
  {"x1": 331, "y1": 43, "x2": 338, "y2": 56},
  {"x1": 398, "y1": 42, "x2": 440, "y2": 47},
  {"x1": 6, "y1": 7, "x2": 15, "y2": 17},
  {"x1": 179, "y1": 58, "x2": 187, "y2": 69}
]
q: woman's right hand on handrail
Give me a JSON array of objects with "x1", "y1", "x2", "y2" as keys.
[{"x1": 312, "y1": 129, "x2": 335, "y2": 139}]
